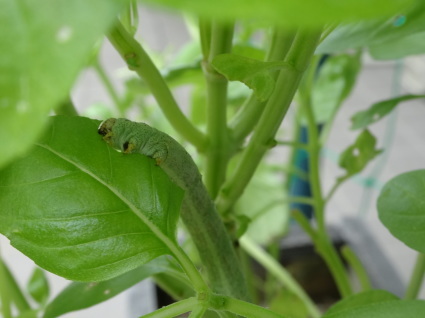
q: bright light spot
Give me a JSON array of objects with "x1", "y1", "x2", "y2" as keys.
[
  {"x1": 84, "y1": 282, "x2": 98, "y2": 291},
  {"x1": 104, "y1": 289, "x2": 111, "y2": 295},
  {"x1": 353, "y1": 148, "x2": 360, "y2": 156},
  {"x1": 56, "y1": 26, "x2": 73, "y2": 43},
  {"x1": 16, "y1": 100, "x2": 28, "y2": 113}
]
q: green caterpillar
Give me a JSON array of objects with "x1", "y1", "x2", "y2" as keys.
[
  {"x1": 98, "y1": 118, "x2": 202, "y2": 193},
  {"x1": 98, "y1": 118, "x2": 247, "y2": 299}
]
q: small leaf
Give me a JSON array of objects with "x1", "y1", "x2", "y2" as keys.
[
  {"x1": 322, "y1": 300, "x2": 425, "y2": 318},
  {"x1": 312, "y1": 53, "x2": 361, "y2": 122},
  {"x1": 27, "y1": 268, "x2": 50, "y2": 304},
  {"x1": 351, "y1": 95, "x2": 425, "y2": 129},
  {"x1": 142, "y1": 0, "x2": 414, "y2": 28},
  {"x1": 0, "y1": 116, "x2": 184, "y2": 281},
  {"x1": 0, "y1": 0, "x2": 127, "y2": 169},
  {"x1": 326, "y1": 290, "x2": 398, "y2": 316},
  {"x1": 43, "y1": 257, "x2": 174, "y2": 318},
  {"x1": 378, "y1": 170, "x2": 425, "y2": 254},
  {"x1": 338, "y1": 130, "x2": 382, "y2": 180},
  {"x1": 212, "y1": 54, "x2": 287, "y2": 101}
]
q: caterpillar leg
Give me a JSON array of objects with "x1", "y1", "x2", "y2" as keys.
[
  {"x1": 152, "y1": 143, "x2": 169, "y2": 166},
  {"x1": 123, "y1": 141, "x2": 136, "y2": 154}
]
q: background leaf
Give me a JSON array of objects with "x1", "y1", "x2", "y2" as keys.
[
  {"x1": 27, "y1": 268, "x2": 50, "y2": 305},
  {"x1": 325, "y1": 290, "x2": 398, "y2": 316},
  {"x1": 351, "y1": 95, "x2": 425, "y2": 130},
  {"x1": 318, "y1": 1, "x2": 425, "y2": 54},
  {"x1": 378, "y1": 170, "x2": 425, "y2": 254},
  {"x1": 235, "y1": 163, "x2": 289, "y2": 244},
  {"x1": 142, "y1": 0, "x2": 415, "y2": 28},
  {"x1": 212, "y1": 54, "x2": 286, "y2": 101},
  {"x1": 0, "y1": 0, "x2": 127, "y2": 169},
  {"x1": 0, "y1": 116, "x2": 184, "y2": 281},
  {"x1": 338, "y1": 130, "x2": 382, "y2": 180},
  {"x1": 312, "y1": 53, "x2": 361, "y2": 123},
  {"x1": 43, "y1": 257, "x2": 176, "y2": 318},
  {"x1": 369, "y1": 31, "x2": 425, "y2": 60},
  {"x1": 322, "y1": 300, "x2": 425, "y2": 318}
]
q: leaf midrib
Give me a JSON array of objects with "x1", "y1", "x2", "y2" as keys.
[{"x1": 35, "y1": 143, "x2": 179, "y2": 255}]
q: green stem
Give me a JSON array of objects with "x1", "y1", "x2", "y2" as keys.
[
  {"x1": 325, "y1": 177, "x2": 348, "y2": 203},
  {"x1": 341, "y1": 245, "x2": 372, "y2": 291},
  {"x1": 291, "y1": 210, "x2": 318, "y2": 240},
  {"x1": 55, "y1": 97, "x2": 78, "y2": 116},
  {"x1": 188, "y1": 304, "x2": 208, "y2": 318},
  {"x1": 217, "y1": 30, "x2": 322, "y2": 215},
  {"x1": 199, "y1": 18, "x2": 212, "y2": 59},
  {"x1": 316, "y1": 237, "x2": 352, "y2": 297},
  {"x1": 93, "y1": 58, "x2": 125, "y2": 114},
  {"x1": 288, "y1": 196, "x2": 315, "y2": 206},
  {"x1": 203, "y1": 21, "x2": 234, "y2": 197},
  {"x1": 140, "y1": 297, "x2": 198, "y2": 318},
  {"x1": 405, "y1": 253, "x2": 425, "y2": 299},
  {"x1": 240, "y1": 236, "x2": 321, "y2": 318},
  {"x1": 153, "y1": 272, "x2": 195, "y2": 301},
  {"x1": 107, "y1": 20, "x2": 207, "y2": 151},
  {"x1": 230, "y1": 28, "x2": 296, "y2": 144},
  {"x1": 297, "y1": 57, "x2": 353, "y2": 298},
  {"x1": 210, "y1": 294, "x2": 287, "y2": 318}
]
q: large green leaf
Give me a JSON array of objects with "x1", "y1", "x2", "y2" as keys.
[
  {"x1": 0, "y1": 116, "x2": 184, "y2": 281},
  {"x1": 318, "y1": 1, "x2": 425, "y2": 53},
  {"x1": 325, "y1": 290, "x2": 398, "y2": 316},
  {"x1": 322, "y1": 300, "x2": 425, "y2": 318},
  {"x1": 312, "y1": 53, "x2": 361, "y2": 123},
  {"x1": 351, "y1": 95, "x2": 425, "y2": 130},
  {"x1": 43, "y1": 257, "x2": 177, "y2": 318},
  {"x1": 0, "y1": 0, "x2": 127, "y2": 169},
  {"x1": 142, "y1": 0, "x2": 414, "y2": 27},
  {"x1": 378, "y1": 170, "x2": 425, "y2": 253}
]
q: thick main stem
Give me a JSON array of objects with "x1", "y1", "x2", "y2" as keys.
[
  {"x1": 217, "y1": 30, "x2": 322, "y2": 214},
  {"x1": 203, "y1": 21, "x2": 234, "y2": 198}
]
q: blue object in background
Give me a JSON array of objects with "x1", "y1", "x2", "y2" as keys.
[{"x1": 289, "y1": 124, "x2": 323, "y2": 219}]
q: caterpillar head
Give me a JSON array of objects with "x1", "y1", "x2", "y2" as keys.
[
  {"x1": 98, "y1": 118, "x2": 135, "y2": 153},
  {"x1": 98, "y1": 118, "x2": 117, "y2": 144}
]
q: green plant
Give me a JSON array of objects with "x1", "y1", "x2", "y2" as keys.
[{"x1": 1, "y1": 0, "x2": 425, "y2": 317}]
